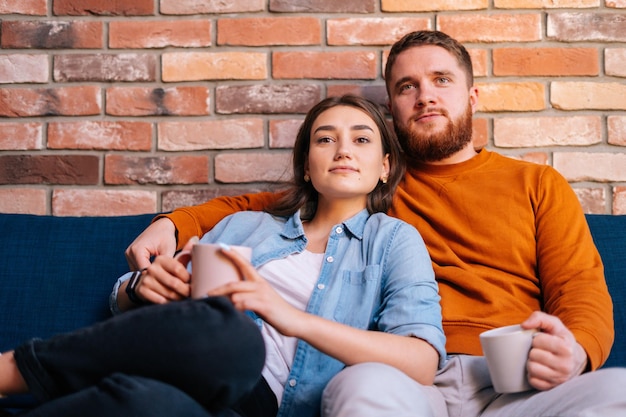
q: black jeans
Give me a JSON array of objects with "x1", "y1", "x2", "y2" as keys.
[{"x1": 10, "y1": 297, "x2": 274, "y2": 417}]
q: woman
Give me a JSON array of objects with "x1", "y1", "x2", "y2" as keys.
[{"x1": 0, "y1": 95, "x2": 444, "y2": 417}]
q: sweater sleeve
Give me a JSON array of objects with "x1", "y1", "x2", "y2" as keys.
[
  {"x1": 535, "y1": 168, "x2": 613, "y2": 370},
  {"x1": 157, "y1": 192, "x2": 280, "y2": 251}
]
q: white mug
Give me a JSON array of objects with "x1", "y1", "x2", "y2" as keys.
[
  {"x1": 190, "y1": 243, "x2": 252, "y2": 299},
  {"x1": 479, "y1": 324, "x2": 538, "y2": 393}
]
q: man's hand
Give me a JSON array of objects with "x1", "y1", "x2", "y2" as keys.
[
  {"x1": 522, "y1": 311, "x2": 588, "y2": 391},
  {"x1": 125, "y1": 218, "x2": 177, "y2": 270}
]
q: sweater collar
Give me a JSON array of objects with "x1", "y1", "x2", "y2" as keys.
[{"x1": 406, "y1": 148, "x2": 491, "y2": 176}]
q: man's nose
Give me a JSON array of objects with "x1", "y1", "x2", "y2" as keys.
[{"x1": 415, "y1": 84, "x2": 436, "y2": 106}]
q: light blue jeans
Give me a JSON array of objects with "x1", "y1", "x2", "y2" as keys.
[{"x1": 321, "y1": 356, "x2": 626, "y2": 417}]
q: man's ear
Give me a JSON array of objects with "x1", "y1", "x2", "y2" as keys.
[{"x1": 469, "y1": 86, "x2": 479, "y2": 114}]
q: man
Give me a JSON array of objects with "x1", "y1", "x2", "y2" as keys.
[{"x1": 126, "y1": 31, "x2": 626, "y2": 416}]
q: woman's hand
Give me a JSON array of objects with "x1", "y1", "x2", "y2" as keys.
[{"x1": 208, "y1": 245, "x2": 304, "y2": 336}]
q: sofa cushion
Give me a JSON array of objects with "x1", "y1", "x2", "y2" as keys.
[
  {"x1": 586, "y1": 214, "x2": 626, "y2": 368},
  {"x1": 0, "y1": 213, "x2": 155, "y2": 352}
]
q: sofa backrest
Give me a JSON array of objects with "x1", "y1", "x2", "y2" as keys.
[
  {"x1": 586, "y1": 214, "x2": 626, "y2": 368},
  {"x1": 0, "y1": 213, "x2": 624, "y2": 368},
  {"x1": 0, "y1": 213, "x2": 155, "y2": 352}
]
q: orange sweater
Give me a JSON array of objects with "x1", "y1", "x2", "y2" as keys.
[{"x1": 165, "y1": 149, "x2": 613, "y2": 370}]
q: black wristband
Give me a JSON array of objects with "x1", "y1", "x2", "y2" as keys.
[{"x1": 126, "y1": 268, "x2": 148, "y2": 305}]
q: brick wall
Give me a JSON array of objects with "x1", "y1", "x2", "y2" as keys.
[{"x1": 0, "y1": 0, "x2": 624, "y2": 216}]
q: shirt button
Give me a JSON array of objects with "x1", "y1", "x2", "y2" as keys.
[
  {"x1": 289, "y1": 379, "x2": 297, "y2": 387},
  {"x1": 317, "y1": 283, "x2": 325, "y2": 290},
  {"x1": 326, "y1": 256, "x2": 334, "y2": 263},
  {"x1": 335, "y1": 227, "x2": 343, "y2": 234}
]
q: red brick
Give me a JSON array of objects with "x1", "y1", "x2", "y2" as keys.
[
  {"x1": 1, "y1": 21, "x2": 103, "y2": 49},
  {"x1": 493, "y1": 47, "x2": 599, "y2": 76},
  {"x1": 216, "y1": 84, "x2": 322, "y2": 114},
  {"x1": 548, "y1": 13, "x2": 626, "y2": 41},
  {"x1": 0, "y1": 122, "x2": 42, "y2": 150},
  {"x1": 160, "y1": 0, "x2": 264, "y2": 14},
  {"x1": 109, "y1": 20, "x2": 211, "y2": 49},
  {"x1": 48, "y1": 121, "x2": 152, "y2": 150},
  {"x1": 606, "y1": 48, "x2": 626, "y2": 77},
  {"x1": 0, "y1": 188, "x2": 47, "y2": 215},
  {"x1": 607, "y1": 0, "x2": 626, "y2": 8},
  {"x1": 158, "y1": 119, "x2": 264, "y2": 151},
  {"x1": 608, "y1": 116, "x2": 626, "y2": 146},
  {"x1": 520, "y1": 152, "x2": 548, "y2": 165},
  {"x1": 382, "y1": 0, "x2": 487, "y2": 11},
  {"x1": 326, "y1": 85, "x2": 388, "y2": 108},
  {"x1": 469, "y1": 49, "x2": 489, "y2": 78},
  {"x1": 52, "y1": 189, "x2": 157, "y2": 216},
  {"x1": 327, "y1": 18, "x2": 430, "y2": 46},
  {"x1": 494, "y1": 116, "x2": 601, "y2": 147},
  {"x1": 477, "y1": 82, "x2": 546, "y2": 112},
  {"x1": 495, "y1": 0, "x2": 598, "y2": 7},
  {"x1": 0, "y1": 86, "x2": 101, "y2": 117},
  {"x1": 614, "y1": 186, "x2": 626, "y2": 215},
  {"x1": 269, "y1": 0, "x2": 375, "y2": 12},
  {"x1": 472, "y1": 118, "x2": 489, "y2": 150},
  {"x1": 215, "y1": 152, "x2": 292, "y2": 183},
  {"x1": 162, "y1": 186, "x2": 271, "y2": 212},
  {"x1": 553, "y1": 152, "x2": 626, "y2": 182},
  {"x1": 0, "y1": 54, "x2": 49, "y2": 83},
  {"x1": 54, "y1": 54, "x2": 156, "y2": 82},
  {"x1": 0, "y1": 155, "x2": 99, "y2": 185},
  {"x1": 53, "y1": 0, "x2": 154, "y2": 16},
  {"x1": 106, "y1": 86, "x2": 210, "y2": 116},
  {"x1": 439, "y1": 14, "x2": 542, "y2": 42},
  {"x1": 0, "y1": 0, "x2": 46, "y2": 15},
  {"x1": 162, "y1": 52, "x2": 267, "y2": 82},
  {"x1": 551, "y1": 82, "x2": 626, "y2": 110},
  {"x1": 105, "y1": 155, "x2": 209, "y2": 185},
  {"x1": 573, "y1": 187, "x2": 607, "y2": 215},
  {"x1": 273, "y1": 51, "x2": 376, "y2": 79},
  {"x1": 270, "y1": 119, "x2": 303, "y2": 149},
  {"x1": 218, "y1": 17, "x2": 321, "y2": 46}
]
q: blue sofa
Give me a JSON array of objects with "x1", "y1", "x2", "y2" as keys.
[{"x1": 0, "y1": 213, "x2": 624, "y2": 405}]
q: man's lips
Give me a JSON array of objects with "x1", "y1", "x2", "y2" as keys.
[{"x1": 414, "y1": 112, "x2": 443, "y2": 122}]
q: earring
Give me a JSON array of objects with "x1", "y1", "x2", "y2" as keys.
[
  {"x1": 381, "y1": 176, "x2": 388, "y2": 184},
  {"x1": 304, "y1": 174, "x2": 310, "y2": 182}
]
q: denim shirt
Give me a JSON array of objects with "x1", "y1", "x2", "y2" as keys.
[{"x1": 112, "y1": 209, "x2": 445, "y2": 417}]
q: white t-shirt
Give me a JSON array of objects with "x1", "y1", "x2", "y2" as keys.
[{"x1": 258, "y1": 250, "x2": 324, "y2": 403}]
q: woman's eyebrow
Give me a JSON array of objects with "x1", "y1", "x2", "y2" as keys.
[{"x1": 313, "y1": 124, "x2": 374, "y2": 133}]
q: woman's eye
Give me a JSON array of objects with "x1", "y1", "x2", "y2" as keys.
[
  {"x1": 316, "y1": 136, "x2": 334, "y2": 143},
  {"x1": 355, "y1": 136, "x2": 370, "y2": 144}
]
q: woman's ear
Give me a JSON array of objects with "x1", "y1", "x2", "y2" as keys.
[{"x1": 381, "y1": 153, "x2": 390, "y2": 182}]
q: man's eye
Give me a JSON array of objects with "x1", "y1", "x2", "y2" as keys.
[
  {"x1": 437, "y1": 77, "x2": 450, "y2": 84},
  {"x1": 400, "y1": 84, "x2": 415, "y2": 92}
]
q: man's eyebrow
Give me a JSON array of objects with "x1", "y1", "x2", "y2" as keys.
[
  {"x1": 314, "y1": 124, "x2": 375, "y2": 133},
  {"x1": 393, "y1": 70, "x2": 456, "y2": 88}
]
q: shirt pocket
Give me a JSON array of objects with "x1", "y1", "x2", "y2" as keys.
[{"x1": 332, "y1": 265, "x2": 381, "y2": 328}]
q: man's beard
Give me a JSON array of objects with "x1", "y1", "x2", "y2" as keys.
[{"x1": 394, "y1": 103, "x2": 473, "y2": 162}]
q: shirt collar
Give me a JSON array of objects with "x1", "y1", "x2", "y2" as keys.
[{"x1": 280, "y1": 208, "x2": 370, "y2": 241}]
